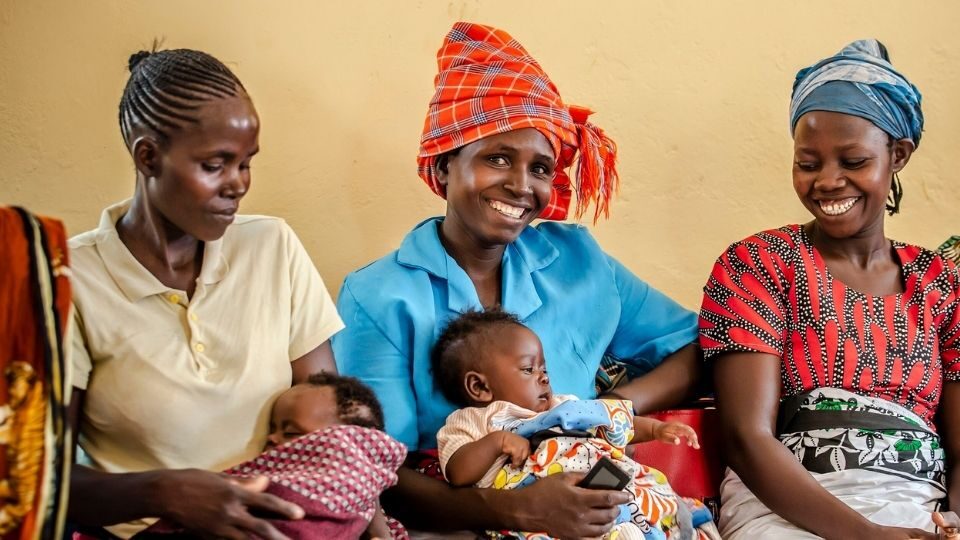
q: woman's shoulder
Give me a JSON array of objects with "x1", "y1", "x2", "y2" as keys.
[
  {"x1": 223, "y1": 214, "x2": 293, "y2": 243},
  {"x1": 722, "y1": 224, "x2": 804, "y2": 255},
  {"x1": 339, "y1": 225, "x2": 437, "y2": 310},
  {"x1": 67, "y1": 227, "x2": 103, "y2": 272},
  {"x1": 896, "y1": 239, "x2": 960, "y2": 287},
  {"x1": 341, "y1": 249, "x2": 408, "y2": 294},
  {"x1": 531, "y1": 221, "x2": 603, "y2": 253}
]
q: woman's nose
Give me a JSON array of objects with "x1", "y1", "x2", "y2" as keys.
[
  {"x1": 266, "y1": 430, "x2": 281, "y2": 447},
  {"x1": 814, "y1": 163, "x2": 847, "y2": 191},
  {"x1": 503, "y1": 168, "x2": 533, "y2": 196},
  {"x1": 223, "y1": 167, "x2": 250, "y2": 199}
]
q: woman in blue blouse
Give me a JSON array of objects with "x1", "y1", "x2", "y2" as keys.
[{"x1": 333, "y1": 22, "x2": 702, "y2": 538}]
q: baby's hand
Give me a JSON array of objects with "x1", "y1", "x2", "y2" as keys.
[
  {"x1": 499, "y1": 431, "x2": 531, "y2": 467},
  {"x1": 654, "y1": 421, "x2": 700, "y2": 449}
]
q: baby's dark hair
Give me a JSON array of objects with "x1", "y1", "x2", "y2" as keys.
[
  {"x1": 119, "y1": 44, "x2": 246, "y2": 147},
  {"x1": 304, "y1": 372, "x2": 385, "y2": 430},
  {"x1": 431, "y1": 307, "x2": 525, "y2": 406}
]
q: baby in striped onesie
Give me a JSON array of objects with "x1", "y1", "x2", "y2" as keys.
[{"x1": 432, "y1": 308, "x2": 717, "y2": 540}]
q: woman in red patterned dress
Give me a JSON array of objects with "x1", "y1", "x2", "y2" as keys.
[{"x1": 699, "y1": 40, "x2": 960, "y2": 539}]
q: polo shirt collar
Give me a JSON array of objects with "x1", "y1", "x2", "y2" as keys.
[
  {"x1": 396, "y1": 217, "x2": 559, "y2": 320},
  {"x1": 94, "y1": 200, "x2": 229, "y2": 302}
]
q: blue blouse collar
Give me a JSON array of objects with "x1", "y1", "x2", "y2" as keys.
[{"x1": 396, "y1": 217, "x2": 560, "y2": 319}]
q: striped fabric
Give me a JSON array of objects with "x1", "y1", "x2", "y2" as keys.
[
  {"x1": 418, "y1": 22, "x2": 619, "y2": 222},
  {"x1": 0, "y1": 207, "x2": 72, "y2": 540}
]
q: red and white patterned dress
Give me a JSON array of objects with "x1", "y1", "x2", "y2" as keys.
[{"x1": 699, "y1": 224, "x2": 960, "y2": 429}]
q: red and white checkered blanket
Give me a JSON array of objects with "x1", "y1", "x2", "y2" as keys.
[{"x1": 223, "y1": 424, "x2": 407, "y2": 539}]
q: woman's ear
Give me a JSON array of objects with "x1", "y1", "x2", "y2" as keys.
[
  {"x1": 464, "y1": 371, "x2": 493, "y2": 404},
  {"x1": 435, "y1": 154, "x2": 451, "y2": 187},
  {"x1": 132, "y1": 135, "x2": 162, "y2": 179},
  {"x1": 891, "y1": 138, "x2": 915, "y2": 174}
]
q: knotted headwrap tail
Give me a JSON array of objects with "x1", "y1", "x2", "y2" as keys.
[
  {"x1": 790, "y1": 39, "x2": 923, "y2": 147},
  {"x1": 418, "y1": 22, "x2": 619, "y2": 222}
]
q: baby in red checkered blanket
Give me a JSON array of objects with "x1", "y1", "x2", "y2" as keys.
[
  {"x1": 149, "y1": 372, "x2": 407, "y2": 540},
  {"x1": 254, "y1": 371, "x2": 404, "y2": 539}
]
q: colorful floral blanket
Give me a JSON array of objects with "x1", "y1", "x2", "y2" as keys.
[{"x1": 488, "y1": 399, "x2": 717, "y2": 540}]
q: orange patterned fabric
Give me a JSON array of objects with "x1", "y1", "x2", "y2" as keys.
[
  {"x1": 417, "y1": 22, "x2": 619, "y2": 222},
  {"x1": 0, "y1": 207, "x2": 71, "y2": 540}
]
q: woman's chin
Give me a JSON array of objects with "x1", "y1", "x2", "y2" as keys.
[{"x1": 475, "y1": 226, "x2": 526, "y2": 248}]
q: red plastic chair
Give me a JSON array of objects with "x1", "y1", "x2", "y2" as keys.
[{"x1": 630, "y1": 405, "x2": 724, "y2": 502}]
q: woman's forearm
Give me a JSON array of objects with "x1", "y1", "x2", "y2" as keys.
[
  {"x1": 381, "y1": 466, "x2": 514, "y2": 531},
  {"x1": 68, "y1": 464, "x2": 165, "y2": 526},
  {"x1": 948, "y1": 470, "x2": 960, "y2": 514},
  {"x1": 612, "y1": 343, "x2": 700, "y2": 414},
  {"x1": 727, "y1": 432, "x2": 873, "y2": 540},
  {"x1": 941, "y1": 382, "x2": 960, "y2": 513}
]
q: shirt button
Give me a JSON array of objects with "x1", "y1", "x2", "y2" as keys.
[
  {"x1": 195, "y1": 343, "x2": 205, "y2": 353},
  {"x1": 168, "y1": 294, "x2": 181, "y2": 304}
]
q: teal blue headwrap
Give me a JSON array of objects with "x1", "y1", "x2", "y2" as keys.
[{"x1": 790, "y1": 39, "x2": 923, "y2": 147}]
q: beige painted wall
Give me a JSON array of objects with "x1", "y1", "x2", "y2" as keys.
[{"x1": 1, "y1": 1, "x2": 958, "y2": 309}]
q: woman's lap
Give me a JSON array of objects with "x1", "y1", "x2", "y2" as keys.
[{"x1": 719, "y1": 467, "x2": 943, "y2": 538}]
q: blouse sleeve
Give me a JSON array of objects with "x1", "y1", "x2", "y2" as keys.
[
  {"x1": 282, "y1": 221, "x2": 344, "y2": 360},
  {"x1": 333, "y1": 281, "x2": 419, "y2": 449},
  {"x1": 699, "y1": 239, "x2": 789, "y2": 360},
  {"x1": 939, "y1": 261, "x2": 960, "y2": 381},
  {"x1": 605, "y1": 255, "x2": 699, "y2": 373}
]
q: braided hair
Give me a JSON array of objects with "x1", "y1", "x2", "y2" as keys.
[{"x1": 119, "y1": 47, "x2": 245, "y2": 147}]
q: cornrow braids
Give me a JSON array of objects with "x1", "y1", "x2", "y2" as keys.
[
  {"x1": 431, "y1": 307, "x2": 525, "y2": 406},
  {"x1": 119, "y1": 47, "x2": 245, "y2": 147}
]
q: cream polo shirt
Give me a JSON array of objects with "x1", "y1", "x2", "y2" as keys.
[{"x1": 69, "y1": 201, "x2": 343, "y2": 536}]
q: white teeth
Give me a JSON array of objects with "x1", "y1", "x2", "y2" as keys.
[
  {"x1": 819, "y1": 197, "x2": 859, "y2": 216},
  {"x1": 488, "y1": 200, "x2": 525, "y2": 219}
]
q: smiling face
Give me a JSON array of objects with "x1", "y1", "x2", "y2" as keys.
[
  {"x1": 437, "y1": 128, "x2": 556, "y2": 249},
  {"x1": 792, "y1": 111, "x2": 913, "y2": 240},
  {"x1": 137, "y1": 94, "x2": 260, "y2": 242},
  {"x1": 467, "y1": 323, "x2": 553, "y2": 412}
]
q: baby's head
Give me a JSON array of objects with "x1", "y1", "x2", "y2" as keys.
[
  {"x1": 432, "y1": 308, "x2": 552, "y2": 412},
  {"x1": 267, "y1": 372, "x2": 384, "y2": 448}
]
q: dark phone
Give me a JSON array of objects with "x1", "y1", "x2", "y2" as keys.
[{"x1": 576, "y1": 456, "x2": 631, "y2": 491}]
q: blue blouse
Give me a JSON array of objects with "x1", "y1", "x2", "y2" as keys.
[{"x1": 333, "y1": 218, "x2": 698, "y2": 450}]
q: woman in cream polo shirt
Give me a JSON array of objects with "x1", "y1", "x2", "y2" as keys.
[{"x1": 67, "y1": 49, "x2": 343, "y2": 539}]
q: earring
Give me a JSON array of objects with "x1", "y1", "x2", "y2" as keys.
[{"x1": 886, "y1": 173, "x2": 903, "y2": 216}]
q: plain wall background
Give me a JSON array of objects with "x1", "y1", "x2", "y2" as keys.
[{"x1": 1, "y1": 1, "x2": 957, "y2": 309}]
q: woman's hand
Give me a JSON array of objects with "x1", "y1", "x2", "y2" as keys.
[
  {"x1": 154, "y1": 469, "x2": 304, "y2": 540},
  {"x1": 507, "y1": 471, "x2": 630, "y2": 538},
  {"x1": 362, "y1": 501, "x2": 391, "y2": 540},
  {"x1": 499, "y1": 432, "x2": 531, "y2": 467},
  {"x1": 652, "y1": 421, "x2": 700, "y2": 448},
  {"x1": 935, "y1": 511, "x2": 960, "y2": 539}
]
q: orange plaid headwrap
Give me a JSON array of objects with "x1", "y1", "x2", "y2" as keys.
[{"x1": 417, "y1": 22, "x2": 619, "y2": 222}]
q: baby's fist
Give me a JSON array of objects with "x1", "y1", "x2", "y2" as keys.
[{"x1": 500, "y1": 432, "x2": 532, "y2": 467}]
